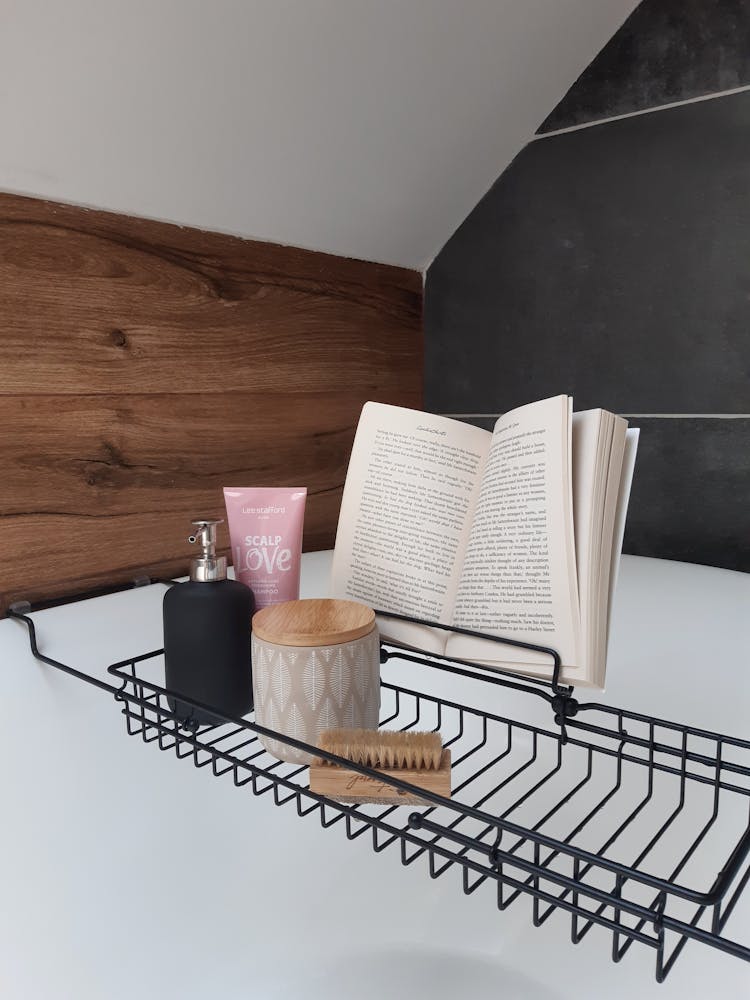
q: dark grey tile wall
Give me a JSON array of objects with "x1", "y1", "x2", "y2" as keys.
[
  {"x1": 539, "y1": 0, "x2": 750, "y2": 133},
  {"x1": 621, "y1": 418, "x2": 749, "y2": 572},
  {"x1": 425, "y1": 2, "x2": 750, "y2": 572},
  {"x1": 426, "y1": 93, "x2": 750, "y2": 417}
]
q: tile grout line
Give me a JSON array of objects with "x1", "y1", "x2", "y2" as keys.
[
  {"x1": 441, "y1": 413, "x2": 750, "y2": 420},
  {"x1": 531, "y1": 83, "x2": 750, "y2": 141}
]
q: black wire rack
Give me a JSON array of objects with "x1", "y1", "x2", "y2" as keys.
[{"x1": 8, "y1": 595, "x2": 750, "y2": 984}]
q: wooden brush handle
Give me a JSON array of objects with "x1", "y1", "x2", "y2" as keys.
[{"x1": 309, "y1": 750, "x2": 451, "y2": 804}]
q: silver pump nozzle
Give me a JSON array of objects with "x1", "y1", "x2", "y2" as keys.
[{"x1": 188, "y1": 519, "x2": 227, "y2": 582}]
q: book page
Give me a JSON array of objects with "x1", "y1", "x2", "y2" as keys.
[
  {"x1": 606, "y1": 427, "x2": 640, "y2": 640},
  {"x1": 330, "y1": 402, "x2": 491, "y2": 652},
  {"x1": 591, "y1": 416, "x2": 627, "y2": 686},
  {"x1": 448, "y1": 395, "x2": 582, "y2": 679},
  {"x1": 571, "y1": 410, "x2": 603, "y2": 612},
  {"x1": 570, "y1": 410, "x2": 610, "y2": 678}
]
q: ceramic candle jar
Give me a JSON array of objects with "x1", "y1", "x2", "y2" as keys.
[{"x1": 251, "y1": 598, "x2": 381, "y2": 765}]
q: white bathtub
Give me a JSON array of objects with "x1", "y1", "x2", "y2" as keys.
[{"x1": 1, "y1": 552, "x2": 747, "y2": 999}]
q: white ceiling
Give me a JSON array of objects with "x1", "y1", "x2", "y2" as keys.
[{"x1": 0, "y1": 0, "x2": 637, "y2": 269}]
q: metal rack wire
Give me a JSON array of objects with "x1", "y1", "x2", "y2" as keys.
[{"x1": 9, "y1": 598, "x2": 750, "y2": 984}]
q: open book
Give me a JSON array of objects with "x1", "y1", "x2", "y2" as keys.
[{"x1": 331, "y1": 396, "x2": 639, "y2": 687}]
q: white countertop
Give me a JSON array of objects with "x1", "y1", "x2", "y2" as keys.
[{"x1": 1, "y1": 552, "x2": 748, "y2": 1000}]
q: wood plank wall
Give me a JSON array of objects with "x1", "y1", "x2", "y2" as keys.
[{"x1": 0, "y1": 194, "x2": 422, "y2": 613}]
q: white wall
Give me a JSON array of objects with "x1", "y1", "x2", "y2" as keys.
[{"x1": 0, "y1": 0, "x2": 637, "y2": 268}]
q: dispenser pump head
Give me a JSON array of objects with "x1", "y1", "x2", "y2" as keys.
[{"x1": 188, "y1": 519, "x2": 227, "y2": 582}]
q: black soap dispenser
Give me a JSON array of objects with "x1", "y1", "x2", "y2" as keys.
[{"x1": 163, "y1": 519, "x2": 255, "y2": 726}]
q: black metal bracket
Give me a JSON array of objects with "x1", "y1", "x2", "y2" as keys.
[
  {"x1": 375, "y1": 608, "x2": 578, "y2": 739},
  {"x1": 551, "y1": 689, "x2": 579, "y2": 726}
]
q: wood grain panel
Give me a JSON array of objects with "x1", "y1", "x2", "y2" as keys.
[
  {"x1": 0, "y1": 194, "x2": 422, "y2": 612},
  {"x1": 0, "y1": 197, "x2": 420, "y2": 396}
]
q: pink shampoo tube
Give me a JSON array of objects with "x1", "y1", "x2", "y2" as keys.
[{"x1": 223, "y1": 487, "x2": 307, "y2": 610}]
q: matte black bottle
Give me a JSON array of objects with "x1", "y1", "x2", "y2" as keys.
[{"x1": 163, "y1": 519, "x2": 255, "y2": 726}]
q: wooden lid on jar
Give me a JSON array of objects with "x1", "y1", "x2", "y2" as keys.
[{"x1": 252, "y1": 598, "x2": 376, "y2": 647}]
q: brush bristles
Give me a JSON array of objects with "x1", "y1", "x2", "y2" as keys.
[{"x1": 317, "y1": 729, "x2": 443, "y2": 770}]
